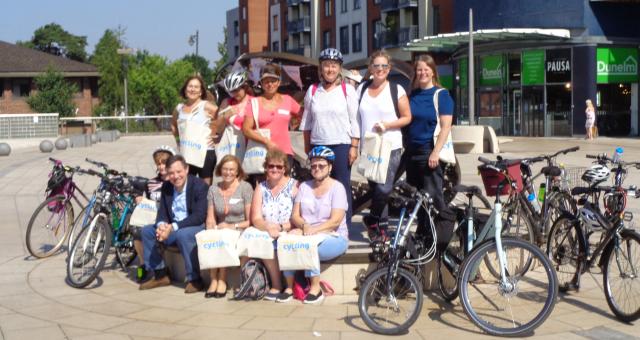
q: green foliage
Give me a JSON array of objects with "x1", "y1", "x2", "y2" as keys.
[
  {"x1": 20, "y1": 23, "x2": 88, "y2": 62},
  {"x1": 91, "y1": 28, "x2": 126, "y2": 116},
  {"x1": 27, "y1": 67, "x2": 78, "y2": 117},
  {"x1": 212, "y1": 26, "x2": 229, "y2": 81},
  {"x1": 182, "y1": 54, "x2": 213, "y2": 84}
]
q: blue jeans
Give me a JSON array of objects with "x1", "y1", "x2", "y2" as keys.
[
  {"x1": 141, "y1": 224, "x2": 204, "y2": 282},
  {"x1": 313, "y1": 144, "x2": 353, "y2": 229},
  {"x1": 284, "y1": 235, "x2": 349, "y2": 278}
]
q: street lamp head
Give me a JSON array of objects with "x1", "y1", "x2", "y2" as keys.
[{"x1": 117, "y1": 48, "x2": 136, "y2": 55}]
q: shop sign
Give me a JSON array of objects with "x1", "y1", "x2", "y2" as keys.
[
  {"x1": 458, "y1": 59, "x2": 468, "y2": 88},
  {"x1": 437, "y1": 64, "x2": 453, "y2": 90},
  {"x1": 480, "y1": 55, "x2": 504, "y2": 86},
  {"x1": 522, "y1": 50, "x2": 545, "y2": 85},
  {"x1": 596, "y1": 47, "x2": 638, "y2": 83},
  {"x1": 546, "y1": 49, "x2": 571, "y2": 83}
]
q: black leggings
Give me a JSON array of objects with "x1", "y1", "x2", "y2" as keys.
[{"x1": 188, "y1": 149, "x2": 216, "y2": 179}]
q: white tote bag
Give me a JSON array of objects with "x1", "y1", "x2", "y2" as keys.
[
  {"x1": 129, "y1": 198, "x2": 158, "y2": 227},
  {"x1": 215, "y1": 125, "x2": 246, "y2": 165},
  {"x1": 358, "y1": 132, "x2": 392, "y2": 184},
  {"x1": 433, "y1": 88, "x2": 456, "y2": 164},
  {"x1": 236, "y1": 227, "x2": 274, "y2": 259},
  {"x1": 178, "y1": 119, "x2": 210, "y2": 168},
  {"x1": 196, "y1": 228, "x2": 241, "y2": 269},
  {"x1": 276, "y1": 233, "x2": 324, "y2": 271},
  {"x1": 242, "y1": 98, "x2": 271, "y2": 174}
]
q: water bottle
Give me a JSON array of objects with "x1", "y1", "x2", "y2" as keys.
[
  {"x1": 538, "y1": 183, "x2": 546, "y2": 203},
  {"x1": 612, "y1": 147, "x2": 623, "y2": 164},
  {"x1": 528, "y1": 192, "x2": 541, "y2": 213}
]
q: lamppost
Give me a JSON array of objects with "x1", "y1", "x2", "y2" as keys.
[
  {"x1": 188, "y1": 30, "x2": 199, "y2": 56},
  {"x1": 116, "y1": 48, "x2": 135, "y2": 133}
]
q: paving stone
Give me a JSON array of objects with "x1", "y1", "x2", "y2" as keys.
[
  {"x1": 20, "y1": 303, "x2": 84, "y2": 320},
  {"x1": 54, "y1": 312, "x2": 130, "y2": 331},
  {"x1": 105, "y1": 320, "x2": 192, "y2": 338},
  {"x1": 258, "y1": 330, "x2": 341, "y2": 340},
  {"x1": 3, "y1": 325, "x2": 67, "y2": 340},
  {"x1": 240, "y1": 316, "x2": 314, "y2": 331},
  {"x1": 125, "y1": 307, "x2": 199, "y2": 323},
  {"x1": 0, "y1": 313, "x2": 56, "y2": 331},
  {"x1": 173, "y1": 326, "x2": 263, "y2": 340},
  {"x1": 176, "y1": 313, "x2": 253, "y2": 328},
  {"x1": 232, "y1": 302, "x2": 297, "y2": 317}
]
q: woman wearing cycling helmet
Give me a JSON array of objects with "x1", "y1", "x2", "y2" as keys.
[
  {"x1": 171, "y1": 75, "x2": 219, "y2": 185},
  {"x1": 280, "y1": 146, "x2": 349, "y2": 304},
  {"x1": 299, "y1": 48, "x2": 359, "y2": 231},
  {"x1": 215, "y1": 70, "x2": 254, "y2": 130},
  {"x1": 133, "y1": 145, "x2": 176, "y2": 282}
]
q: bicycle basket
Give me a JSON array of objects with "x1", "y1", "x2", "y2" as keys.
[
  {"x1": 559, "y1": 166, "x2": 587, "y2": 190},
  {"x1": 478, "y1": 161, "x2": 523, "y2": 196}
]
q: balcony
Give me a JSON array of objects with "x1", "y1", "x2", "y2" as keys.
[
  {"x1": 375, "y1": 29, "x2": 399, "y2": 49},
  {"x1": 287, "y1": 46, "x2": 310, "y2": 57},
  {"x1": 287, "y1": 0, "x2": 309, "y2": 6},
  {"x1": 398, "y1": 0, "x2": 418, "y2": 9},
  {"x1": 398, "y1": 25, "x2": 419, "y2": 45},
  {"x1": 379, "y1": 0, "x2": 399, "y2": 12},
  {"x1": 286, "y1": 16, "x2": 311, "y2": 34}
]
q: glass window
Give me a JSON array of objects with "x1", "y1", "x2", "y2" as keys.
[
  {"x1": 433, "y1": 5, "x2": 440, "y2": 35},
  {"x1": 340, "y1": 26, "x2": 349, "y2": 55},
  {"x1": 341, "y1": 0, "x2": 348, "y2": 13},
  {"x1": 323, "y1": 30, "x2": 331, "y2": 50},
  {"x1": 354, "y1": 0, "x2": 360, "y2": 10},
  {"x1": 272, "y1": 41, "x2": 280, "y2": 52},
  {"x1": 372, "y1": 20, "x2": 382, "y2": 50},
  {"x1": 273, "y1": 15, "x2": 279, "y2": 31},
  {"x1": 243, "y1": 32, "x2": 247, "y2": 46},
  {"x1": 234, "y1": 21, "x2": 239, "y2": 36},
  {"x1": 325, "y1": 0, "x2": 332, "y2": 16},
  {"x1": 242, "y1": 6, "x2": 246, "y2": 20},
  {"x1": 13, "y1": 78, "x2": 31, "y2": 97},
  {"x1": 596, "y1": 83, "x2": 632, "y2": 136},
  {"x1": 352, "y1": 23, "x2": 362, "y2": 53}
]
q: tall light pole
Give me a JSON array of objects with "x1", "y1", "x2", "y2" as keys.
[
  {"x1": 468, "y1": 8, "x2": 475, "y2": 125},
  {"x1": 189, "y1": 30, "x2": 199, "y2": 56},
  {"x1": 117, "y1": 48, "x2": 135, "y2": 133}
]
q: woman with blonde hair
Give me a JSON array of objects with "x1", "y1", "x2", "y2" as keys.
[{"x1": 585, "y1": 99, "x2": 596, "y2": 140}]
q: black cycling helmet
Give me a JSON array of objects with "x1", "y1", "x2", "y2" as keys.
[{"x1": 319, "y1": 48, "x2": 343, "y2": 64}]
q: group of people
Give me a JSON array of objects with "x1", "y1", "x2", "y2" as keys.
[{"x1": 132, "y1": 48, "x2": 456, "y2": 304}]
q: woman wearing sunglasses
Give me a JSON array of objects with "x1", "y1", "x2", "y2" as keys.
[
  {"x1": 357, "y1": 50, "x2": 412, "y2": 242},
  {"x1": 250, "y1": 149, "x2": 298, "y2": 301}
]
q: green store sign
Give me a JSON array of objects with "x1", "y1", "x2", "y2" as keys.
[
  {"x1": 480, "y1": 55, "x2": 504, "y2": 86},
  {"x1": 522, "y1": 50, "x2": 545, "y2": 85},
  {"x1": 597, "y1": 47, "x2": 638, "y2": 83}
]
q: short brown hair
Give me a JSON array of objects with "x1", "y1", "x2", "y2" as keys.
[
  {"x1": 180, "y1": 75, "x2": 208, "y2": 100},
  {"x1": 411, "y1": 54, "x2": 440, "y2": 89},
  {"x1": 215, "y1": 155, "x2": 246, "y2": 180},
  {"x1": 166, "y1": 155, "x2": 188, "y2": 170},
  {"x1": 264, "y1": 149, "x2": 290, "y2": 176}
]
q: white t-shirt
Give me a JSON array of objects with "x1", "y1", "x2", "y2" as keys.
[
  {"x1": 300, "y1": 83, "x2": 360, "y2": 145},
  {"x1": 357, "y1": 82, "x2": 406, "y2": 150}
]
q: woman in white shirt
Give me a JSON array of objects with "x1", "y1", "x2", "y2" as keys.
[
  {"x1": 357, "y1": 50, "x2": 412, "y2": 241},
  {"x1": 300, "y1": 48, "x2": 359, "y2": 231}
]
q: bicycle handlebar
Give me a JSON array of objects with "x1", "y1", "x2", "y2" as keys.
[{"x1": 523, "y1": 146, "x2": 579, "y2": 164}]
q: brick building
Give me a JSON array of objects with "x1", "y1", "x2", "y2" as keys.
[
  {"x1": 0, "y1": 40, "x2": 99, "y2": 116},
  {"x1": 238, "y1": 0, "x2": 270, "y2": 54}
]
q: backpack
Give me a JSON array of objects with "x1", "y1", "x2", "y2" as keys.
[
  {"x1": 311, "y1": 81, "x2": 348, "y2": 98},
  {"x1": 232, "y1": 259, "x2": 270, "y2": 300},
  {"x1": 358, "y1": 80, "x2": 408, "y2": 146}
]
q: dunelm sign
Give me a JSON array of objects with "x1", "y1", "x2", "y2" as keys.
[
  {"x1": 480, "y1": 55, "x2": 504, "y2": 86},
  {"x1": 596, "y1": 47, "x2": 638, "y2": 84}
]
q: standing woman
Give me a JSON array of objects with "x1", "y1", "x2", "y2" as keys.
[
  {"x1": 214, "y1": 71, "x2": 253, "y2": 131},
  {"x1": 357, "y1": 50, "x2": 412, "y2": 240},
  {"x1": 300, "y1": 48, "x2": 359, "y2": 231},
  {"x1": 585, "y1": 99, "x2": 596, "y2": 140},
  {"x1": 171, "y1": 75, "x2": 219, "y2": 185},
  {"x1": 406, "y1": 54, "x2": 454, "y2": 239},
  {"x1": 242, "y1": 64, "x2": 301, "y2": 166}
]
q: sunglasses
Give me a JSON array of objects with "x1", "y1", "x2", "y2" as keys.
[
  {"x1": 310, "y1": 163, "x2": 328, "y2": 170},
  {"x1": 267, "y1": 164, "x2": 284, "y2": 170},
  {"x1": 372, "y1": 64, "x2": 390, "y2": 69}
]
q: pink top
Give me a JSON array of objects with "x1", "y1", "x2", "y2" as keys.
[
  {"x1": 227, "y1": 95, "x2": 253, "y2": 129},
  {"x1": 245, "y1": 95, "x2": 301, "y2": 155}
]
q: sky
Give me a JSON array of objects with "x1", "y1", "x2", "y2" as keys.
[{"x1": 0, "y1": 0, "x2": 238, "y2": 65}]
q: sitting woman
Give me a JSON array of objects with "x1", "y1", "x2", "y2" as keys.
[
  {"x1": 250, "y1": 149, "x2": 298, "y2": 301},
  {"x1": 283, "y1": 146, "x2": 349, "y2": 304},
  {"x1": 204, "y1": 155, "x2": 253, "y2": 298}
]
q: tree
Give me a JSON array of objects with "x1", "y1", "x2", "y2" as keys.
[
  {"x1": 18, "y1": 23, "x2": 88, "y2": 62},
  {"x1": 212, "y1": 26, "x2": 229, "y2": 80},
  {"x1": 27, "y1": 67, "x2": 78, "y2": 117},
  {"x1": 181, "y1": 54, "x2": 213, "y2": 84},
  {"x1": 91, "y1": 28, "x2": 126, "y2": 116}
]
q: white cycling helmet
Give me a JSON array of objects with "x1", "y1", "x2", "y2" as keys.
[
  {"x1": 152, "y1": 145, "x2": 176, "y2": 158},
  {"x1": 578, "y1": 207, "x2": 601, "y2": 230},
  {"x1": 224, "y1": 70, "x2": 248, "y2": 93},
  {"x1": 581, "y1": 164, "x2": 610, "y2": 185}
]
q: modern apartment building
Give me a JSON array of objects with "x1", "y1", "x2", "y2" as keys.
[
  {"x1": 336, "y1": 0, "x2": 368, "y2": 63},
  {"x1": 238, "y1": 0, "x2": 270, "y2": 54},
  {"x1": 268, "y1": 0, "x2": 288, "y2": 52},
  {"x1": 226, "y1": 7, "x2": 241, "y2": 61},
  {"x1": 286, "y1": 0, "x2": 313, "y2": 57}
]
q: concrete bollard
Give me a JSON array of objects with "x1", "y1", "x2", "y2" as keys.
[
  {"x1": 54, "y1": 138, "x2": 68, "y2": 150},
  {"x1": 39, "y1": 140, "x2": 54, "y2": 153},
  {"x1": 0, "y1": 143, "x2": 10, "y2": 156}
]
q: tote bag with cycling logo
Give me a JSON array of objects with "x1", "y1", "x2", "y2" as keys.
[
  {"x1": 433, "y1": 88, "x2": 456, "y2": 164},
  {"x1": 242, "y1": 98, "x2": 271, "y2": 174}
]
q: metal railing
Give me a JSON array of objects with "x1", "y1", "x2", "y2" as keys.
[
  {"x1": 59, "y1": 115, "x2": 173, "y2": 135},
  {"x1": 375, "y1": 30, "x2": 400, "y2": 48},
  {"x1": 398, "y1": 25, "x2": 419, "y2": 44},
  {"x1": 380, "y1": 0, "x2": 399, "y2": 12},
  {"x1": 398, "y1": 0, "x2": 418, "y2": 8},
  {"x1": 0, "y1": 113, "x2": 58, "y2": 139},
  {"x1": 287, "y1": 0, "x2": 309, "y2": 5},
  {"x1": 286, "y1": 16, "x2": 311, "y2": 34}
]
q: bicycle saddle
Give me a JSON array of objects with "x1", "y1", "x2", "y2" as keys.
[
  {"x1": 541, "y1": 166, "x2": 562, "y2": 177},
  {"x1": 453, "y1": 184, "x2": 482, "y2": 195}
]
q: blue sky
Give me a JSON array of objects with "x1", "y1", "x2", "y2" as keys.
[{"x1": 0, "y1": 0, "x2": 237, "y2": 65}]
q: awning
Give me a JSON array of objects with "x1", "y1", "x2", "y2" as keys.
[{"x1": 404, "y1": 28, "x2": 571, "y2": 52}]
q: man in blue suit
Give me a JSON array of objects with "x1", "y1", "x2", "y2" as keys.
[{"x1": 140, "y1": 155, "x2": 209, "y2": 293}]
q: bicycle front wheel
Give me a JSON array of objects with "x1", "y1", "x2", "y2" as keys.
[
  {"x1": 26, "y1": 195, "x2": 74, "y2": 258},
  {"x1": 459, "y1": 238, "x2": 558, "y2": 336},
  {"x1": 603, "y1": 230, "x2": 640, "y2": 322},
  {"x1": 358, "y1": 267, "x2": 424, "y2": 335},
  {"x1": 66, "y1": 215, "x2": 111, "y2": 288}
]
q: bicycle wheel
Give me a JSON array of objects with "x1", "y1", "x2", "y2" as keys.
[
  {"x1": 66, "y1": 205, "x2": 92, "y2": 254},
  {"x1": 358, "y1": 267, "x2": 424, "y2": 335},
  {"x1": 26, "y1": 195, "x2": 74, "y2": 258},
  {"x1": 115, "y1": 214, "x2": 137, "y2": 270},
  {"x1": 603, "y1": 230, "x2": 640, "y2": 322},
  {"x1": 438, "y1": 226, "x2": 463, "y2": 301},
  {"x1": 544, "y1": 192, "x2": 576, "y2": 237},
  {"x1": 459, "y1": 238, "x2": 558, "y2": 336},
  {"x1": 501, "y1": 200, "x2": 535, "y2": 243},
  {"x1": 546, "y1": 215, "x2": 584, "y2": 292},
  {"x1": 66, "y1": 215, "x2": 111, "y2": 288}
]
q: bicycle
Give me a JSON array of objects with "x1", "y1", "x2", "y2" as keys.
[
  {"x1": 547, "y1": 159, "x2": 640, "y2": 322},
  {"x1": 25, "y1": 158, "x2": 90, "y2": 258},
  {"x1": 66, "y1": 171, "x2": 147, "y2": 288}
]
